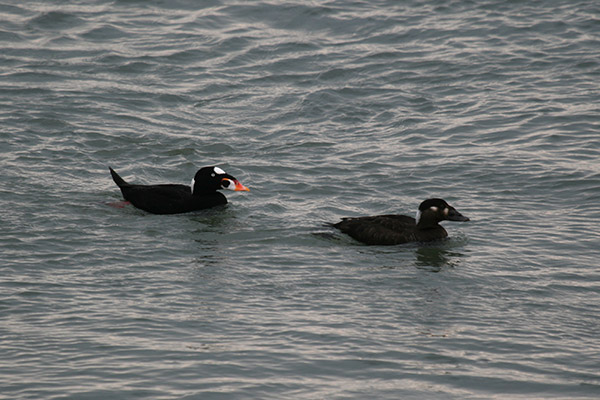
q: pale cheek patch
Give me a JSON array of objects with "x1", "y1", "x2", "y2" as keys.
[
  {"x1": 430, "y1": 206, "x2": 438, "y2": 212},
  {"x1": 443, "y1": 208, "x2": 449, "y2": 216}
]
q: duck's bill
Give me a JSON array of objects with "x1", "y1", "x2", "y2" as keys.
[
  {"x1": 447, "y1": 207, "x2": 470, "y2": 222},
  {"x1": 221, "y1": 178, "x2": 250, "y2": 191},
  {"x1": 448, "y1": 208, "x2": 470, "y2": 222},
  {"x1": 233, "y1": 180, "x2": 250, "y2": 191}
]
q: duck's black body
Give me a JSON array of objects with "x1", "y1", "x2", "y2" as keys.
[
  {"x1": 109, "y1": 166, "x2": 248, "y2": 215},
  {"x1": 332, "y1": 199, "x2": 469, "y2": 245}
]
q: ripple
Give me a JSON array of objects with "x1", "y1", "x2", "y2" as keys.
[
  {"x1": 81, "y1": 24, "x2": 127, "y2": 41},
  {"x1": 28, "y1": 11, "x2": 85, "y2": 31}
]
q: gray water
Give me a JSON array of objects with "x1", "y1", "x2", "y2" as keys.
[{"x1": 1, "y1": 1, "x2": 600, "y2": 399}]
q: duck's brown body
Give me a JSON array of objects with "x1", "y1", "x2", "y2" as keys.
[{"x1": 333, "y1": 199, "x2": 469, "y2": 245}]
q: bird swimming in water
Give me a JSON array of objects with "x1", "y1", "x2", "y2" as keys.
[
  {"x1": 332, "y1": 198, "x2": 469, "y2": 245},
  {"x1": 109, "y1": 166, "x2": 249, "y2": 214}
]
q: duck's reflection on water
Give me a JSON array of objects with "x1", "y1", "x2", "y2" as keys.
[{"x1": 414, "y1": 246, "x2": 465, "y2": 272}]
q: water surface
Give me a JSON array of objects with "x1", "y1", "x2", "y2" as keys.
[{"x1": 1, "y1": 1, "x2": 600, "y2": 399}]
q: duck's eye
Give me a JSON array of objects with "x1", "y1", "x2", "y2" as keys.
[{"x1": 221, "y1": 179, "x2": 232, "y2": 188}]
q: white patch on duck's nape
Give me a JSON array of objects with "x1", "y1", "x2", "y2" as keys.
[
  {"x1": 213, "y1": 166, "x2": 226, "y2": 175},
  {"x1": 190, "y1": 177, "x2": 195, "y2": 194},
  {"x1": 417, "y1": 205, "x2": 440, "y2": 224}
]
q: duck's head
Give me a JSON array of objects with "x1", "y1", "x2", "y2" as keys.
[
  {"x1": 191, "y1": 166, "x2": 250, "y2": 195},
  {"x1": 415, "y1": 198, "x2": 469, "y2": 228}
]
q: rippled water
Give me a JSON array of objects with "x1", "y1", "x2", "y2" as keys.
[{"x1": 1, "y1": 1, "x2": 600, "y2": 399}]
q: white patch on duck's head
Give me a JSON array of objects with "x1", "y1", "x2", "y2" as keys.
[
  {"x1": 211, "y1": 166, "x2": 226, "y2": 177},
  {"x1": 443, "y1": 207, "x2": 449, "y2": 217},
  {"x1": 416, "y1": 205, "x2": 441, "y2": 224}
]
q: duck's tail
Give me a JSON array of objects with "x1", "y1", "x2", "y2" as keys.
[{"x1": 109, "y1": 167, "x2": 128, "y2": 187}]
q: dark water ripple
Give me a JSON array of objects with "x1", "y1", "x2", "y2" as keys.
[{"x1": 1, "y1": 0, "x2": 600, "y2": 399}]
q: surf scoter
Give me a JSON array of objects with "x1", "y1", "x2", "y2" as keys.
[
  {"x1": 109, "y1": 166, "x2": 249, "y2": 214},
  {"x1": 332, "y1": 198, "x2": 469, "y2": 245}
]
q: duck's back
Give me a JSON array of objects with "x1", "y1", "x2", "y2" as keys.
[
  {"x1": 120, "y1": 184, "x2": 227, "y2": 214},
  {"x1": 333, "y1": 215, "x2": 416, "y2": 245},
  {"x1": 333, "y1": 214, "x2": 447, "y2": 245}
]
